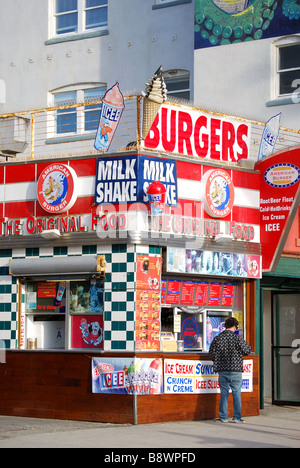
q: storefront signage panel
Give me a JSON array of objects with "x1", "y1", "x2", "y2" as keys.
[
  {"x1": 143, "y1": 103, "x2": 251, "y2": 163},
  {"x1": 164, "y1": 359, "x2": 253, "y2": 394},
  {"x1": 162, "y1": 278, "x2": 236, "y2": 308},
  {"x1": 92, "y1": 357, "x2": 163, "y2": 395},
  {"x1": 136, "y1": 255, "x2": 161, "y2": 351},
  {"x1": 256, "y1": 148, "x2": 300, "y2": 271},
  {"x1": 167, "y1": 247, "x2": 262, "y2": 279},
  {"x1": 94, "y1": 155, "x2": 177, "y2": 206}
]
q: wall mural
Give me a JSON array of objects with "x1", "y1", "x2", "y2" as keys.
[{"x1": 195, "y1": 0, "x2": 300, "y2": 48}]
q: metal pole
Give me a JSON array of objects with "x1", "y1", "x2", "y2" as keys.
[{"x1": 133, "y1": 392, "x2": 138, "y2": 425}]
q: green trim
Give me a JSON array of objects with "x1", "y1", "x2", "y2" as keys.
[{"x1": 264, "y1": 257, "x2": 300, "y2": 278}]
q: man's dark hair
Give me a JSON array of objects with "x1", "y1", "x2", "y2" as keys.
[{"x1": 225, "y1": 317, "x2": 239, "y2": 329}]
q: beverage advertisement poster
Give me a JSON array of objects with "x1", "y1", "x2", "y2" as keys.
[
  {"x1": 164, "y1": 359, "x2": 253, "y2": 394},
  {"x1": 136, "y1": 255, "x2": 161, "y2": 351},
  {"x1": 92, "y1": 357, "x2": 163, "y2": 395},
  {"x1": 167, "y1": 247, "x2": 262, "y2": 279},
  {"x1": 72, "y1": 315, "x2": 103, "y2": 349}
]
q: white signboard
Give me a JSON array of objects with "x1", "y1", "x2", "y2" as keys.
[{"x1": 164, "y1": 359, "x2": 253, "y2": 394}]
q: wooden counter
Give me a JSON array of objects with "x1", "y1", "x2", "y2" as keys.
[{"x1": 0, "y1": 351, "x2": 260, "y2": 424}]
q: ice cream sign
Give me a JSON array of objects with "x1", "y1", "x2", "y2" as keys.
[
  {"x1": 94, "y1": 82, "x2": 125, "y2": 153},
  {"x1": 94, "y1": 155, "x2": 177, "y2": 206},
  {"x1": 256, "y1": 147, "x2": 300, "y2": 272}
]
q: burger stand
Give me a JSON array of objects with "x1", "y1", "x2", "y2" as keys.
[{"x1": 0, "y1": 99, "x2": 262, "y2": 424}]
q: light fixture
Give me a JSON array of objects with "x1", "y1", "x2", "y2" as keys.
[{"x1": 41, "y1": 229, "x2": 61, "y2": 240}]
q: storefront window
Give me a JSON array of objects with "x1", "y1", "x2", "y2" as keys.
[
  {"x1": 25, "y1": 281, "x2": 66, "y2": 349},
  {"x1": 24, "y1": 278, "x2": 104, "y2": 350},
  {"x1": 70, "y1": 279, "x2": 104, "y2": 349}
]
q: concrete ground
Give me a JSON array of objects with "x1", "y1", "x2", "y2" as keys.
[{"x1": 0, "y1": 402, "x2": 299, "y2": 449}]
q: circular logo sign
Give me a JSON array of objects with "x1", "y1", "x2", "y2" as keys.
[
  {"x1": 181, "y1": 317, "x2": 199, "y2": 348},
  {"x1": 37, "y1": 164, "x2": 78, "y2": 214},
  {"x1": 203, "y1": 169, "x2": 235, "y2": 218},
  {"x1": 264, "y1": 163, "x2": 300, "y2": 188}
]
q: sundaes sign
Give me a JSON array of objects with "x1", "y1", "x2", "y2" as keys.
[{"x1": 143, "y1": 103, "x2": 251, "y2": 163}]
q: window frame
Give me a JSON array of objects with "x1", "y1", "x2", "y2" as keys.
[
  {"x1": 50, "y1": 0, "x2": 108, "y2": 38},
  {"x1": 163, "y1": 69, "x2": 190, "y2": 101},
  {"x1": 273, "y1": 38, "x2": 300, "y2": 100},
  {"x1": 48, "y1": 84, "x2": 106, "y2": 138}
]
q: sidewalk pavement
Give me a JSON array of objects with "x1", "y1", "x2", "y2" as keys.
[{"x1": 0, "y1": 402, "x2": 299, "y2": 449}]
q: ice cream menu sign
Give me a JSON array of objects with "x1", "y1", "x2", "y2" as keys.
[{"x1": 256, "y1": 148, "x2": 300, "y2": 271}]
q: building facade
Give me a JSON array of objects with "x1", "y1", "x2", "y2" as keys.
[{"x1": 0, "y1": 0, "x2": 299, "y2": 420}]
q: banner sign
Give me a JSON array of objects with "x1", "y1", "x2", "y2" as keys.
[
  {"x1": 258, "y1": 113, "x2": 281, "y2": 162},
  {"x1": 143, "y1": 103, "x2": 251, "y2": 163},
  {"x1": 167, "y1": 247, "x2": 262, "y2": 279},
  {"x1": 92, "y1": 357, "x2": 163, "y2": 395},
  {"x1": 94, "y1": 155, "x2": 177, "y2": 206},
  {"x1": 164, "y1": 359, "x2": 253, "y2": 394},
  {"x1": 256, "y1": 147, "x2": 300, "y2": 271}
]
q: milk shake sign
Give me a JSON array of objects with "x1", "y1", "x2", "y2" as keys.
[
  {"x1": 144, "y1": 103, "x2": 251, "y2": 162},
  {"x1": 95, "y1": 155, "x2": 178, "y2": 206}
]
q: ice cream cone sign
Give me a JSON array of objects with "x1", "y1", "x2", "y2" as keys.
[{"x1": 142, "y1": 66, "x2": 167, "y2": 140}]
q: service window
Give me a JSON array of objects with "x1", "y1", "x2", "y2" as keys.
[
  {"x1": 25, "y1": 281, "x2": 67, "y2": 349},
  {"x1": 24, "y1": 279, "x2": 104, "y2": 350}
]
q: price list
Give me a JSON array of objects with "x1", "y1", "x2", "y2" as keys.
[
  {"x1": 181, "y1": 281, "x2": 196, "y2": 305},
  {"x1": 166, "y1": 280, "x2": 181, "y2": 305},
  {"x1": 221, "y1": 284, "x2": 235, "y2": 307},
  {"x1": 208, "y1": 283, "x2": 222, "y2": 306},
  {"x1": 194, "y1": 282, "x2": 209, "y2": 306}
]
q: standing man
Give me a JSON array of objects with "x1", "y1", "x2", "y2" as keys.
[{"x1": 209, "y1": 317, "x2": 252, "y2": 423}]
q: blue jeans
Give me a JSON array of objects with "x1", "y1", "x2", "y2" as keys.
[{"x1": 219, "y1": 372, "x2": 243, "y2": 421}]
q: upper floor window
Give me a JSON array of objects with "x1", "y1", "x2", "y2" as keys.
[
  {"x1": 54, "y1": 0, "x2": 108, "y2": 36},
  {"x1": 163, "y1": 69, "x2": 190, "y2": 101},
  {"x1": 277, "y1": 43, "x2": 300, "y2": 97},
  {"x1": 51, "y1": 86, "x2": 106, "y2": 136}
]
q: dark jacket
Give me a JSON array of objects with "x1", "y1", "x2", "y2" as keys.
[{"x1": 209, "y1": 330, "x2": 252, "y2": 373}]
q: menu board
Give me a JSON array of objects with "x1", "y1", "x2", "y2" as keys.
[
  {"x1": 221, "y1": 284, "x2": 235, "y2": 307},
  {"x1": 161, "y1": 279, "x2": 238, "y2": 309},
  {"x1": 166, "y1": 280, "x2": 181, "y2": 305},
  {"x1": 194, "y1": 282, "x2": 209, "y2": 306},
  {"x1": 208, "y1": 283, "x2": 222, "y2": 306},
  {"x1": 181, "y1": 281, "x2": 196, "y2": 305},
  {"x1": 136, "y1": 255, "x2": 161, "y2": 351},
  {"x1": 161, "y1": 279, "x2": 167, "y2": 304}
]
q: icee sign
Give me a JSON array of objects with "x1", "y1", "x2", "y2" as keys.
[{"x1": 95, "y1": 155, "x2": 177, "y2": 206}]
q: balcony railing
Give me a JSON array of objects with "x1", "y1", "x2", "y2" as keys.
[{"x1": 0, "y1": 95, "x2": 299, "y2": 163}]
